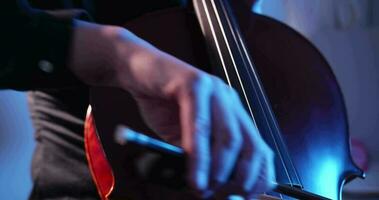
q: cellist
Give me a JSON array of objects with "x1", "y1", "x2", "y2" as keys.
[{"x1": 0, "y1": 0, "x2": 274, "y2": 199}]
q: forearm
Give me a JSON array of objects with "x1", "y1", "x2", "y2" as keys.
[
  {"x1": 67, "y1": 19, "x2": 198, "y2": 97},
  {"x1": 67, "y1": 20, "x2": 141, "y2": 89},
  {"x1": 49, "y1": 5, "x2": 276, "y2": 198}
]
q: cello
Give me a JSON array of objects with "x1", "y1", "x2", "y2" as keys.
[{"x1": 84, "y1": 0, "x2": 364, "y2": 199}]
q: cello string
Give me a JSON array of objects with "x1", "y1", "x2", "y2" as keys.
[
  {"x1": 195, "y1": 0, "x2": 233, "y2": 86},
  {"x1": 198, "y1": 0, "x2": 286, "y2": 174},
  {"x1": 217, "y1": 0, "x2": 304, "y2": 188},
  {"x1": 208, "y1": 0, "x2": 294, "y2": 186},
  {"x1": 218, "y1": 0, "x2": 303, "y2": 187},
  {"x1": 207, "y1": 0, "x2": 258, "y2": 128},
  {"x1": 196, "y1": 1, "x2": 284, "y2": 176},
  {"x1": 203, "y1": 2, "x2": 292, "y2": 199},
  {"x1": 205, "y1": 0, "x2": 292, "y2": 186},
  {"x1": 211, "y1": 1, "x2": 293, "y2": 185}
]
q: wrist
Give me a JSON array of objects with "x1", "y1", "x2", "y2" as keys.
[
  {"x1": 111, "y1": 29, "x2": 165, "y2": 94},
  {"x1": 68, "y1": 20, "x2": 122, "y2": 87}
]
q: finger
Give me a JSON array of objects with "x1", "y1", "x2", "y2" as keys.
[
  {"x1": 179, "y1": 75, "x2": 213, "y2": 192},
  {"x1": 250, "y1": 148, "x2": 276, "y2": 195},
  {"x1": 237, "y1": 92, "x2": 276, "y2": 191},
  {"x1": 224, "y1": 85, "x2": 276, "y2": 198},
  {"x1": 210, "y1": 82, "x2": 242, "y2": 189},
  {"x1": 246, "y1": 151, "x2": 276, "y2": 199},
  {"x1": 264, "y1": 148, "x2": 276, "y2": 191},
  {"x1": 238, "y1": 114, "x2": 276, "y2": 198},
  {"x1": 211, "y1": 141, "x2": 264, "y2": 198},
  {"x1": 230, "y1": 89, "x2": 268, "y2": 193},
  {"x1": 235, "y1": 147, "x2": 264, "y2": 193}
]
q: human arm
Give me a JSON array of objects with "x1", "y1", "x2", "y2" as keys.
[
  {"x1": 69, "y1": 19, "x2": 275, "y2": 198},
  {"x1": 0, "y1": 0, "x2": 274, "y2": 198}
]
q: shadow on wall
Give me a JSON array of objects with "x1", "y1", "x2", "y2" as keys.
[{"x1": 0, "y1": 91, "x2": 35, "y2": 199}]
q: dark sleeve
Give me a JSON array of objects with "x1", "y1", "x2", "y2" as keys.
[{"x1": 0, "y1": 0, "x2": 90, "y2": 90}]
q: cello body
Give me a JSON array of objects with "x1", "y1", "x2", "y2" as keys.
[{"x1": 85, "y1": 2, "x2": 363, "y2": 199}]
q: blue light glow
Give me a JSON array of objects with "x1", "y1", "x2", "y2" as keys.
[
  {"x1": 315, "y1": 157, "x2": 341, "y2": 199},
  {"x1": 228, "y1": 195, "x2": 244, "y2": 200}
]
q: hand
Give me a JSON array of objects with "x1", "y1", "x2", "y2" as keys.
[{"x1": 68, "y1": 20, "x2": 276, "y2": 199}]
